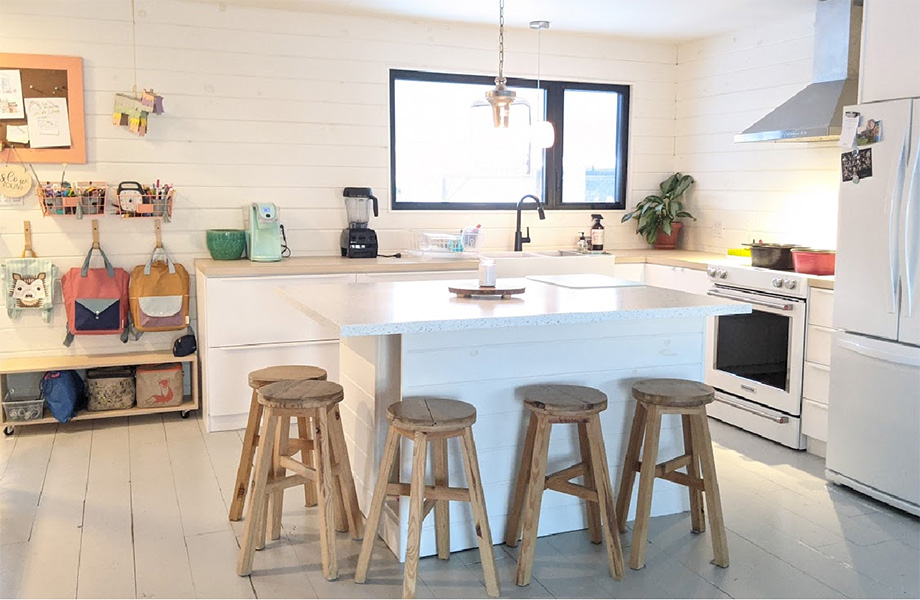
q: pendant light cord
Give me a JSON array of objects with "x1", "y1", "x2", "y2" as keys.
[
  {"x1": 536, "y1": 26, "x2": 542, "y2": 90},
  {"x1": 497, "y1": 0, "x2": 505, "y2": 82}
]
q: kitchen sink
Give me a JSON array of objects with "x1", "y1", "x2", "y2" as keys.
[{"x1": 479, "y1": 251, "x2": 617, "y2": 278}]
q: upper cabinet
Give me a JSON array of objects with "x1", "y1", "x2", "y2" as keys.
[{"x1": 859, "y1": 0, "x2": 920, "y2": 103}]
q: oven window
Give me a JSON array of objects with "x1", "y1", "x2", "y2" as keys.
[{"x1": 715, "y1": 310, "x2": 790, "y2": 391}]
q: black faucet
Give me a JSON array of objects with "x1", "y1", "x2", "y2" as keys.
[{"x1": 514, "y1": 194, "x2": 546, "y2": 251}]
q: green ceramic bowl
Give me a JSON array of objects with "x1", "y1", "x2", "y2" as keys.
[{"x1": 206, "y1": 229, "x2": 246, "y2": 260}]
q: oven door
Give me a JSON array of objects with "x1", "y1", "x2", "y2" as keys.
[{"x1": 705, "y1": 285, "x2": 806, "y2": 416}]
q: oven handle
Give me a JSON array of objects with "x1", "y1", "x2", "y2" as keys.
[
  {"x1": 707, "y1": 289, "x2": 797, "y2": 311},
  {"x1": 714, "y1": 393, "x2": 790, "y2": 424}
]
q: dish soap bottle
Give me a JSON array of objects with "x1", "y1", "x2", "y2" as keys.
[
  {"x1": 590, "y1": 214, "x2": 605, "y2": 252},
  {"x1": 576, "y1": 232, "x2": 589, "y2": 254}
]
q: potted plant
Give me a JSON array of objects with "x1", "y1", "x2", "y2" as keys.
[{"x1": 621, "y1": 173, "x2": 696, "y2": 249}]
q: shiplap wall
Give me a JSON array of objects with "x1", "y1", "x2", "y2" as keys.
[
  {"x1": 0, "y1": 0, "x2": 678, "y2": 359},
  {"x1": 675, "y1": 12, "x2": 842, "y2": 253}
]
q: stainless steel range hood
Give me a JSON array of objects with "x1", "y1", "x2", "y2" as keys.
[{"x1": 735, "y1": 0, "x2": 863, "y2": 143}]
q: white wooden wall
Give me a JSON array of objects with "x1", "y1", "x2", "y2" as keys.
[
  {"x1": 675, "y1": 12, "x2": 841, "y2": 253},
  {"x1": 0, "y1": 0, "x2": 678, "y2": 360}
]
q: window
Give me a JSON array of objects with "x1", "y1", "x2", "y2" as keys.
[{"x1": 389, "y1": 70, "x2": 629, "y2": 211}]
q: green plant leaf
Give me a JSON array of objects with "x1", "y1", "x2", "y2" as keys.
[
  {"x1": 621, "y1": 211, "x2": 635, "y2": 223},
  {"x1": 662, "y1": 221, "x2": 673, "y2": 235},
  {"x1": 676, "y1": 211, "x2": 695, "y2": 220},
  {"x1": 660, "y1": 173, "x2": 678, "y2": 195},
  {"x1": 671, "y1": 175, "x2": 694, "y2": 199}
]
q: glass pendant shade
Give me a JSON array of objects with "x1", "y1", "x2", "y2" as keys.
[{"x1": 533, "y1": 119, "x2": 555, "y2": 148}]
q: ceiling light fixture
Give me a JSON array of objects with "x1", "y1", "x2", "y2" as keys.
[
  {"x1": 473, "y1": 0, "x2": 530, "y2": 128},
  {"x1": 530, "y1": 19, "x2": 555, "y2": 149}
]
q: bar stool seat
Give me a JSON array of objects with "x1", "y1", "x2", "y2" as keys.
[
  {"x1": 237, "y1": 378, "x2": 362, "y2": 581},
  {"x1": 229, "y1": 365, "x2": 327, "y2": 522},
  {"x1": 355, "y1": 397, "x2": 500, "y2": 599},
  {"x1": 505, "y1": 384, "x2": 626, "y2": 587},
  {"x1": 615, "y1": 378, "x2": 729, "y2": 571}
]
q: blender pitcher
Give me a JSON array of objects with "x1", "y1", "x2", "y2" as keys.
[{"x1": 344, "y1": 187, "x2": 378, "y2": 227}]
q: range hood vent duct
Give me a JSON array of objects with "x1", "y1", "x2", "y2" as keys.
[{"x1": 735, "y1": 0, "x2": 863, "y2": 143}]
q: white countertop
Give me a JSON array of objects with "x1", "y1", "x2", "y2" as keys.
[{"x1": 277, "y1": 277, "x2": 750, "y2": 337}]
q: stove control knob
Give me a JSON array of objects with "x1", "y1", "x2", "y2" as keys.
[
  {"x1": 707, "y1": 267, "x2": 717, "y2": 278},
  {"x1": 784, "y1": 278, "x2": 797, "y2": 290},
  {"x1": 772, "y1": 278, "x2": 784, "y2": 288},
  {"x1": 718, "y1": 269, "x2": 728, "y2": 279}
]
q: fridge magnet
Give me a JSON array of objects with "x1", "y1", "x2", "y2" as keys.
[
  {"x1": 838, "y1": 111, "x2": 860, "y2": 149},
  {"x1": 856, "y1": 119, "x2": 882, "y2": 146},
  {"x1": 841, "y1": 147, "x2": 872, "y2": 183}
]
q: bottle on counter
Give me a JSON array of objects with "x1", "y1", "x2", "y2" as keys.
[
  {"x1": 590, "y1": 214, "x2": 605, "y2": 252},
  {"x1": 478, "y1": 258, "x2": 496, "y2": 287},
  {"x1": 576, "y1": 232, "x2": 589, "y2": 254}
]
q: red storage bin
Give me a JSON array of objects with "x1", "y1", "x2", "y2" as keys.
[{"x1": 791, "y1": 248, "x2": 836, "y2": 275}]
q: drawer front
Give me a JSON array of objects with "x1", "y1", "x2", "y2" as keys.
[
  {"x1": 205, "y1": 341, "x2": 340, "y2": 418},
  {"x1": 801, "y1": 398, "x2": 829, "y2": 442},
  {"x1": 206, "y1": 274, "x2": 354, "y2": 347},
  {"x1": 806, "y1": 324, "x2": 835, "y2": 365},
  {"x1": 356, "y1": 270, "x2": 476, "y2": 283},
  {"x1": 803, "y1": 361, "x2": 831, "y2": 405},
  {"x1": 808, "y1": 288, "x2": 834, "y2": 328}
]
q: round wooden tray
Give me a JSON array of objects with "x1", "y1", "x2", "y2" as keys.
[{"x1": 448, "y1": 284, "x2": 525, "y2": 299}]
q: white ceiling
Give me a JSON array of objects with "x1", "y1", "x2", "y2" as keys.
[{"x1": 196, "y1": 0, "x2": 818, "y2": 40}]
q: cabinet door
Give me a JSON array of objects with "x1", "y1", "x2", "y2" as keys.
[
  {"x1": 206, "y1": 274, "x2": 355, "y2": 347},
  {"x1": 613, "y1": 263, "x2": 645, "y2": 283},
  {"x1": 205, "y1": 340, "x2": 339, "y2": 423},
  {"x1": 644, "y1": 264, "x2": 708, "y2": 294},
  {"x1": 643, "y1": 264, "x2": 676, "y2": 289},
  {"x1": 860, "y1": 0, "x2": 920, "y2": 103},
  {"x1": 355, "y1": 270, "x2": 476, "y2": 283}
]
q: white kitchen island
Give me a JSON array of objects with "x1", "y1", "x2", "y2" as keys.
[{"x1": 277, "y1": 276, "x2": 748, "y2": 561}]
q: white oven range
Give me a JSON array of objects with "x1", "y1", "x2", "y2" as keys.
[{"x1": 704, "y1": 263, "x2": 809, "y2": 449}]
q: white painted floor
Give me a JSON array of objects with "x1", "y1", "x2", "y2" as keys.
[{"x1": 1, "y1": 413, "x2": 917, "y2": 599}]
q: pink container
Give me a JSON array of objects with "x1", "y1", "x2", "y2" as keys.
[{"x1": 791, "y1": 248, "x2": 836, "y2": 275}]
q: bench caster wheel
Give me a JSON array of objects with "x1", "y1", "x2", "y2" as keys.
[
  {"x1": 4, "y1": 426, "x2": 14, "y2": 436},
  {"x1": 180, "y1": 411, "x2": 191, "y2": 419}
]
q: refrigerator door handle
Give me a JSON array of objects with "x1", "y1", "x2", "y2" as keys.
[
  {"x1": 903, "y1": 136, "x2": 920, "y2": 317},
  {"x1": 887, "y1": 130, "x2": 910, "y2": 315},
  {"x1": 839, "y1": 339, "x2": 920, "y2": 367}
]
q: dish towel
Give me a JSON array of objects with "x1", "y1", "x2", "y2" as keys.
[{"x1": 2, "y1": 258, "x2": 57, "y2": 323}]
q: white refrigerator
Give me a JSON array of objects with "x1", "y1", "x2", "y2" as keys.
[{"x1": 826, "y1": 97, "x2": 920, "y2": 516}]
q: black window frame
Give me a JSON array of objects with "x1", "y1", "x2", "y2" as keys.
[{"x1": 389, "y1": 69, "x2": 630, "y2": 211}]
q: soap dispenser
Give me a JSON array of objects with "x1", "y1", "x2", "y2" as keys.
[{"x1": 576, "y1": 232, "x2": 589, "y2": 254}]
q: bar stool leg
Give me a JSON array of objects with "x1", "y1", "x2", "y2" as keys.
[
  {"x1": 504, "y1": 413, "x2": 537, "y2": 547},
  {"x1": 329, "y1": 413, "x2": 350, "y2": 534},
  {"x1": 297, "y1": 416, "x2": 317, "y2": 507},
  {"x1": 585, "y1": 415, "x2": 626, "y2": 581},
  {"x1": 515, "y1": 414, "x2": 551, "y2": 587},
  {"x1": 328, "y1": 404, "x2": 364, "y2": 539},
  {"x1": 354, "y1": 427, "x2": 400, "y2": 584},
  {"x1": 230, "y1": 389, "x2": 262, "y2": 521},
  {"x1": 237, "y1": 408, "x2": 278, "y2": 576},
  {"x1": 315, "y1": 406, "x2": 339, "y2": 580},
  {"x1": 432, "y1": 437, "x2": 451, "y2": 559},
  {"x1": 577, "y1": 421, "x2": 602, "y2": 544},
  {"x1": 269, "y1": 416, "x2": 291, "y2": 541},
  {"x1": 403, "y1": 431, "x2": 429, "y2": 599},
  {"x1": 682, "y1": 413, "x2": 705, "y2": 533},
  {"x1": 630, "y1": 404, "x2": 661, "y2": 570},
  {"x1": 615, "y1": 401, "x2": 647, "y2": 533},
  {"x1": 460, "y1": 427, "x2": 500, "y2": 598},
  {"x1": 690, "y1": 409, "x2": 729, "y2": 567}
]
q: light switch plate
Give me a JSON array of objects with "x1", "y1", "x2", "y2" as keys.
[{"x1": 712, "y1": 220, "x2": 723, "y2": 239}]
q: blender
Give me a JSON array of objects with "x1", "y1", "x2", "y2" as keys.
[{"x1": 340, "y1": 187, "x2": 379, "y2": 258}]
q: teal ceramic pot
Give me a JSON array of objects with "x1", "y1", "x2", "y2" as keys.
[{"x1": 206, "y1": 229, "x2": 246, "y2": 260}]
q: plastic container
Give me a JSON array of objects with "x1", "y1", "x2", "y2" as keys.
[
  {"x1": 478, "y1": 258, "x2": 496, "y2": 287},
  {"x1": 136, "y1": 363, "x2": 184, "y2": 408},
  {"x1": 2, "y1": 392, "x2": 44, "y2": 422},
  {"x1": 86, "y1": 366, "x2": 135, "y2": 411},
  {"x1": 791, "y1": 248, "x2": 836, "y2": 275}
]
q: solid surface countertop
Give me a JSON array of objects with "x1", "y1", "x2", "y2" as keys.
[{"x1": 276, "y1": 277, "x2": 750, "y2": 337}]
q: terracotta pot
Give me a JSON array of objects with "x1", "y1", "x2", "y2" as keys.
[{"x1": 653, "y1": 221, "x2": 683, "y2": 249}]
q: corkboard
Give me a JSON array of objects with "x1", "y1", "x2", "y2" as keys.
[{"x1": 0, "y1": 53, "x2": 86, "y2": 164}]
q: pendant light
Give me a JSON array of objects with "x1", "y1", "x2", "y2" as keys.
[
  {"x1": 530, "y1": 20, "x2": 555, "y2": 149},
  {"x1": 473, "y1": 0, "x2": 530, "y2": 128}
]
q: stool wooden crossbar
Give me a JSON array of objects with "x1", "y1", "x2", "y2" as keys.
[
  {"x1": 354, "y1": 397, "x2": 500, "y2": 599},
  {"x1": 229, "y1": 365, "x2": 327, "y2": 522},
  {"x1": 504, "y1": 384, "x2": 626, "y2": 587},
  {"x1": 236, "y1": 378, "x2": 363, "y2": 581},
  {"x1": 615, "y1": 378, "x2": 729, "y2": 571}
]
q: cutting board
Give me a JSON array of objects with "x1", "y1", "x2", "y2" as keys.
[{"x1": 526, "y1": 274, "x2": 644, "y2": 289}]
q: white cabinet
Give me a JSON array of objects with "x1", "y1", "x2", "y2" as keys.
[
  {"x1": 859, "y1": 0, "x2": 920, "y2": 103},
  {"x1": 802, "y1": 287, "x2": 838, "y2": 452},
  {"x1": 355, "y1": 270, "x2": 476, "y2": 283},
  {"x1": 613, "y1": 263, "x2": 645, "y2": 282},
  {"x1": 643, "y1": 264, "x2": 709, "y2": 295}
]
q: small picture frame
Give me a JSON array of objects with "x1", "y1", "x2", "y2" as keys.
[
  {"x1": 855, "y1": 119, "x2": 882, "y2": 146},
  {"x1": 841, "y1": 147, "x2": 873, "y2": 182}
]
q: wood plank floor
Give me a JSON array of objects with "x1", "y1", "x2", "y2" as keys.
[{"x1": 1, "y1": 414, "x2": 917, "y2": 599}]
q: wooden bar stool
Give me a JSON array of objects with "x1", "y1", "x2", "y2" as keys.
[
  {"x1": 505, "y1": 384, "x2": 626, "y2": 587},
  {"x1": 615, "y1": 378, "x2": 728, "y2": 570},
  {"x1": 229, "y1": 365, "x2": 326, "y2": 523},
  {"x1": 236, "y1": 379, "x2": 363, "y2": 581},
  {"x1": 354, "y1": 397, "x2": 500, "y2": 599}
]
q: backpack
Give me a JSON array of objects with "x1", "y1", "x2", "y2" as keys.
[
  {"x1": 40, "y1": 370, "x2": 86, "y2": 423},
  {"x1": 61, "y1": 245, "x2": 130, "y2": 346},
  {"x1": 129, "y1": 246, "x2": 190, "y2": 333},
  {"x1": 2, "y1": 257, "x2": 57, "y2": 323}
]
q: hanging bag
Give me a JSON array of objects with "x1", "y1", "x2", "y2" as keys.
[
  {"x1": 61, "y1": 245, "x2": 130, "y2": 346},
  {"x1": 129, "y1": 245, "x2": 190, "y2": 333},
  {"x1": 3, "y1": 258, "x2": 57, "y2": 323}
]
